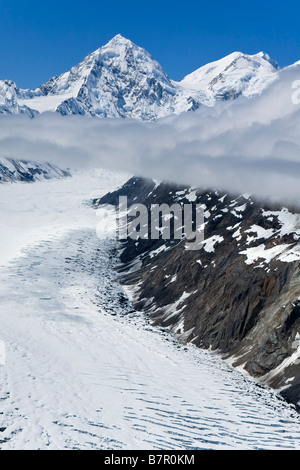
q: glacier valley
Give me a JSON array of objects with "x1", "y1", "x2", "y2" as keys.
[{"x1": 0, "y1": 171, "x2": 300, "y2": 449}]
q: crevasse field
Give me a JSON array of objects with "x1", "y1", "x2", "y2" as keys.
[{"x1": 0, "y1": 170, "x2": 300, "y2": 450}]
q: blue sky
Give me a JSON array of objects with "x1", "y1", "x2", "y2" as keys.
[{"x1": 0, "y1": 0, "x2": 299, "y2": 88}]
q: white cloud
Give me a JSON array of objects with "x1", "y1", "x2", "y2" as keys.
[{"x1": 1, "y1": 64, "x2": 300, "y2": 205}]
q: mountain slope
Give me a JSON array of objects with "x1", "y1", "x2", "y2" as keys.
[
  {"x1": 95, "y1": 177, "x2": 300, "y2": 412},
  {"x1": 0, "y1": 158, "x2": 70, "y2": 183},
  {"x1": 0, "y1": 80, "x2": 37, "y2": 117},
  {"x1": 17, "y1": 35, "x2": 192, "y2": 121},
  {"x1": 178, "y1": 51, "x2": 280, "y2": 103},
  {"x1": 1, "y1": 171, "x2": 300, "y2": 449},
  {"x1": 0, "y1": 35, "x2": 283, "y2": 120}
]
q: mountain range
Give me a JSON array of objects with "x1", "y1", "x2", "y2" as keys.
[{"x1": 0, "y1": 34, "x2": 289, "y2": 121}]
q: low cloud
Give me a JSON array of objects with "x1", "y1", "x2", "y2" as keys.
[{"x1": 1, "y1": 64, "x2": 300, "y2": 205}]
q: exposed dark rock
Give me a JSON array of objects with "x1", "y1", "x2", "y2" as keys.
[{"x1": 95, "y1": 176, "x2": 300, "y2": 412}]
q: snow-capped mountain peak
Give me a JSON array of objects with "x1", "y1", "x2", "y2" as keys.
[
  {"x1": 255, "y1": 51, "x2": 280, "y2": 69},
  {"x1": 16, "y1": 34, "x2": 177, "y2": 120},
  {"x1": 100, "y1": 33, "x2": 139, "y2": 51},
  {"x1": 0, "y1": 36, "x2": 285, "y2": 120},
  {"x1": 179, "y1": 51, "x2": 280, "y2": 102}
]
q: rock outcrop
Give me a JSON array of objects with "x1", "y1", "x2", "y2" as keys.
[{"x1": 95, "y1": 176, "x2": 300, "y2": 411}]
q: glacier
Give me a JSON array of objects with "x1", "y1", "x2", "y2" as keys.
[{"x1": 0, "y1": 170, "x2": 300, "y2": 449}]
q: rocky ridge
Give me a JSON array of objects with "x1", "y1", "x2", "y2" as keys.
[{"x1": 95, "y1": 176, "x2": 300, "y2": 411}]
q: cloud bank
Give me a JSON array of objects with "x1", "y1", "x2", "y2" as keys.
[{"x1": 1, "y1": 64, "x2": 300, "y2": 205}]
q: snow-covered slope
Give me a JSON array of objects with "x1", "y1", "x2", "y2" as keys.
[
  {"x1": 0, "y1": 81, "x2": 37, "y2": 117},
  {"x1": 0, "y1": 158, "x2": 70, "y2": 183},
  {"x1": 1, "y1": 170, "x2": 300, "y2": 449},
  {"x1": 178, "y1": 51, "x2": 280, "y2": 104},
  {"x1": 0, "y1": 35, "x2": 284, "y2": 120},
  {"x1": 17, "y1": 35, "x2": 188, "y2": 121}
]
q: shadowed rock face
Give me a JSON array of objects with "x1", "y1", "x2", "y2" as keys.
[{"x1": 95, "y1": 176, "x2": 300, "y2": 411}]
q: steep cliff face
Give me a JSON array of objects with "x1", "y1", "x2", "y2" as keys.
[{"x1": 95, "y1": 176, "x2": 300, "y2": 411}]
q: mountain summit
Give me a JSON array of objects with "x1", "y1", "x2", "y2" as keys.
[
  {"x1": 179, "y1": 51, "x2": 279, "y2": 102},
  {"x1": 0, "y1": 35, "x2": 282, "y2": 120}
]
